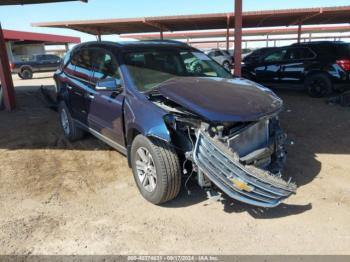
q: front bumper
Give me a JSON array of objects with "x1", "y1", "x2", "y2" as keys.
[{"x1": 193, "y1": 131, "x2": 296, "y2": 208}]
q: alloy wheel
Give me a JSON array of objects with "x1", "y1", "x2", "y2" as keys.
[{"x1": 135, "y1": 147, "x2": 157, "y2": 193}]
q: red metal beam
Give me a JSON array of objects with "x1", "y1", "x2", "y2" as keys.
[
  {"x1": 226, "y1": 15, "x2": 230, "y2": 51},
  {"x1": 234, "y1": 0, "x2": 242, "y2": 76},
  {"x1": 0, "y1": 23, "x2": 15, "y2": 111},
  {"x1": 297, "y1": 22, "x2": 302, "y2": 43}
]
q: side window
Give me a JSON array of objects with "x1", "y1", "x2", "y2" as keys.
[
  {"x1": 47, "y1": 55, "x2": 60, "y2": 62},
  {"x1": 66, "y1": 48, "x2": 92, "y2": 80},
  {"x1": 36, "y1": 55, "x2": 45, "y2": 61},
  {"x1": 76, "y1": 49, "x2": 91, "y2": 70},
  {"x1": 285, "y1": 48, "x2": 315, "y2": 61},
  {"x1": 264, "y1": 49, "x2": 287, "y2": 63},
  {"x1": 90, "y1": 48, "x2": 120, "y2": 82},
  {"x1": 214, "y1": 51, "x2": 222, "y2": 57}
]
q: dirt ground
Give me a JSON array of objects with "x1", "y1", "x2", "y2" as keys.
[{"x1": 0, "y1": 73, "x2": 350, "y2": 255}]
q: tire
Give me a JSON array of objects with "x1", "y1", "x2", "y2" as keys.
[
  {"x1": 58, "y1": 101, "x2": 84, "y2": 141},
  {"x1": 131, "y1": 134, "x2": 181, "y2": 205},
  {"x1": 305, "y1": 73, "x2": 332, "y2": 98},
  {"x1": 223, "y1": 61, "x2": 231, "y2": 71},
  {"x1": 18, "y1": 68, "x2": 33, "y2": 79}
]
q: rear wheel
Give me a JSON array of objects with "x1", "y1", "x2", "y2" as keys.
[
  {"x1": 58, "y1": 102, "x2": 84, "y2": 141},
  {"x1": 131, "y1": 135, "x2": 181, "y2": 205},
  {"x1": 18, "y1": 68, "x2": 33, "y2": 80},
  {"x1": 305, "y1": 73, "x2": 332, "y2": 98}
]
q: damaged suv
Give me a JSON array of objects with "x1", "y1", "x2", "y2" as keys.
[{"x1": 55, "y1": 41, "x2": 296, "y2": 208}]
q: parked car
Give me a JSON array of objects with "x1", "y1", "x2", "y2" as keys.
[
  {"x1": 242, "y1": 41, "x2": 350, "y2": 97},
  {"x1": 55, "y1": 40, "x2": 296, "y2": 207},
  {"x1": 11, "y1": 54, "x2": 62, "y2": 79},
  {"x1": 243, "y1": 47, "x2": 279, "y2": 64},
  {"x1": 206, "y1": 49, "x2": 233, "y2": 70},
  {"x1": 228, "y1": 48, "x2": 253, "y2": 60}
]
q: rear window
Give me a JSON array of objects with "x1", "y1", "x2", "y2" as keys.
[{"x1": 336, "y1": 44, "x2": 350, "y2": 59}]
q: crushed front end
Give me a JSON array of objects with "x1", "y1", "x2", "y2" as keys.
[
  {"x1": 191, "y1": 118, "x2": 296, "y2": 207},
  {"x1": 149, "y1": 78, "x2": 297, "y2": 208}
]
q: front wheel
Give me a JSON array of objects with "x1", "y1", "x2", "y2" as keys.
[{"x1": 131, "y1": 135, "x2": 181, "y2": 205}]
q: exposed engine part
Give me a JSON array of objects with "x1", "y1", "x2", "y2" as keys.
[{"x1": 151, "y1": 94, "x2": 296, "y2": 207}]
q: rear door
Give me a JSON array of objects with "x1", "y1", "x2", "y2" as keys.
[
  {"x1": 280, "y1": 47, "x2": 316, "y2": 84},
  {"x1": 63, "y1": 48, "x2": 94, "y2": 125},
  {"x1": 87, "y1": 47, "x2": 125, "y2": 147},
  {"x1": 253, "y1": 48, "x2": 287, "y2": 84}
]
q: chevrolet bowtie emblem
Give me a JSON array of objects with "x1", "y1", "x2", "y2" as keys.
[{"x1": 230, "y1": 178, "x2": 254, "y2": 192}]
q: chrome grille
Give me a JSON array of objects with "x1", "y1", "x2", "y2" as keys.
[{"x1": 193, "y1": 131, "x2": 296, "y2": 208}]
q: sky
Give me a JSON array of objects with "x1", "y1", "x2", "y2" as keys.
[{"x1": 1, "y1": 0, "x2": 350, "y2": 43}]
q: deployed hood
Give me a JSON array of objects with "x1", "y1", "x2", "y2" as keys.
[{"x1": 157, "y1": 77, "x2": 283, "y2": 122}]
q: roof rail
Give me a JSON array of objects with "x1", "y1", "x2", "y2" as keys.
[{"x1": 142, "y1": 39, "x2": 188, "y2": 45}]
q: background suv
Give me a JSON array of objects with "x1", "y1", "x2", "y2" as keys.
[
  {"x1": 11, "y1": 54, "x2": 61, "y2": 79},
  {"x1": 242, "y1": 41, "x2": 350, "y2": 97}
]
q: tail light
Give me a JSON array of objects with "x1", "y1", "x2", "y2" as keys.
[
  {"x1": 336, "y1": 59, "x2": 350, "y2": 71},
  {"x1": 9, "y1": 62, "x2": 15, "y2": 70}
]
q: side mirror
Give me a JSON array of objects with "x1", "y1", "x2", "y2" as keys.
[{"x1": 96, "y1": 78, "x2": 123, "y2": 93}]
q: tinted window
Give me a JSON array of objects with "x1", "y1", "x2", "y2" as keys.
[
  {"x1": 264, "y1": 49, "x2": 287, "y2": 62},
  {"x1": 90, "y1": 48, "x2": 120, "y2": 81},
  {"x1": 285, "y1": 48, "x2": 315, "y2": 60},
  {"x1": 67, "y1": 48, "x2": 92, "y2": 79},
  {"x1": 36, "y1": 55, "x2": 46, "y2": 61},
  {"x1": 46, "y1": 55, "x2": 60, "y2": 61},
  {"x1": 76, "y1": 49, "x2": 91, "y2": 69}
]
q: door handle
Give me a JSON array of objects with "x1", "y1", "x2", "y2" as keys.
[{"x1": 67, "y1": 85, "x2": 72, "y2": 90}]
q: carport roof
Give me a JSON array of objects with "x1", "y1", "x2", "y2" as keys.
[
  {"x1": 122, "y1": 25, "x2": 350, "y2": 40},
  {"x1": 0, "y1": 0, "x2": 86, "y2": 4},
  {"x1": 3, "y1": 29, "x2": 80, "y2": 44},
  {"x1": 32, "y1": 5, "x2": 350, "y2": 35}
]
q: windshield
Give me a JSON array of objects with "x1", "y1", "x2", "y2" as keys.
[{"x1": 123, "y1": 49, "x2": 232, "y2": 92}]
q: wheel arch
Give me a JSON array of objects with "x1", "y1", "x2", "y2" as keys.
[
  {"x1": 19, "y1": 65, "x2": 33, "y2": 72},
  {"x1": 126, "y1": 126, "x2": 172, "y2": 167},
  {"x1": 304, "y1": 69, "x2": 332, "y2": 83}
]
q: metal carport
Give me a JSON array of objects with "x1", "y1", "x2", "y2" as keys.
[{"x1": 32, "y1": 4, "x2": 350, "y2": 77}]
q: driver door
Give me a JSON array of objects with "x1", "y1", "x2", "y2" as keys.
[{"x1": 87, "y1": 48, "x2": 125, "y2": 148}]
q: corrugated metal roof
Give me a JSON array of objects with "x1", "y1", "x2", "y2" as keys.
[
  {"x1": 121, "y1": 25, "x2": 350, "y2": 40},
  {"x1": 32, "y1": 5, "x2": 350, "y2": 35}
]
